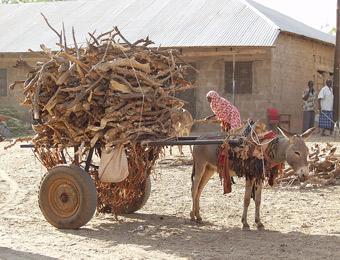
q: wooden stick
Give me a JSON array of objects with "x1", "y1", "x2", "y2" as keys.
[
  {"x1": 72, "y1": 26, "x2": 80, "y2": 59},
  {"x1": 41, "y1": 13, "x2": 62, "y2": 47},
  {"x1": 62, "y1": 22, "x2": 67, "y2": 50},
  {"x1": 96, "y1": 28, "x2": 116, "y2": 41},
  {"x1": 114, "y1": 26, "x2": 132, "y2": 47},
  {"x1": 88, "y1": 32, "x2": 100, "y2": 45}
]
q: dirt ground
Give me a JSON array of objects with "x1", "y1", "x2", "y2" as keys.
[{"x1": 0, "y1": 141, "x2": 339, "y2": 260}]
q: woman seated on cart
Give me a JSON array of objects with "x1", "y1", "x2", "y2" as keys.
[{"x1": 205, "y1": 90, "x2": 242, "y2": 132}]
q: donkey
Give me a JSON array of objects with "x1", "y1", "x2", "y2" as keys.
[
  {"x1": 190, "y1": 127, "x2": 315, "y2": 230},
  {"x1": 171, "y1": 108, "x2": 194, "y2": 155}
]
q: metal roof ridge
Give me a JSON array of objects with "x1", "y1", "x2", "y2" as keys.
[
  {"x1": 245, "y1": 0, "x2": 335, "y2": 45},
  {"x1": 241, "y1": 0, "x2": 280, "y2": 31}
]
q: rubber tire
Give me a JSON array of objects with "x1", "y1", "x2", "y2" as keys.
[
  {"x1": 39, "y1": 165, "x2": 97, "y2": 229},
  {"x1": 118, "y1": 176, "x2": 151, "y2": 214}
]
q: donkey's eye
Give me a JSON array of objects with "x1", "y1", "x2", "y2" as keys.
[{"x1": 295, "y1": 151, "x2": 301, "y2": 156}]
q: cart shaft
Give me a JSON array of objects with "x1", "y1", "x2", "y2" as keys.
[{"x1": 20, "y1": 137, "x2": 242, "y2": 148}]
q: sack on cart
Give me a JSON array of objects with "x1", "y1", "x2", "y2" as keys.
[{"x1": 99, "y1": 145, "x2": 129, "y2": 182}]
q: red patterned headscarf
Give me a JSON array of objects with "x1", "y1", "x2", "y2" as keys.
[{"x1": 206, "y1": 91, "x2": 242, "y2": 131}]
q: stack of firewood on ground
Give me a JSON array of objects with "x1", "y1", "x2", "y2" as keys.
[
  {"x1": 11, "y1": 15, "x2": 193, "y2": 213},
  {"x1": 277, "y1": 143, "x2": 340, "y2": 187}
]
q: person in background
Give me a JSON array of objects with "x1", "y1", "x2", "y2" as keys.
[
  {"x1": 205, "y1": 90, "x2": 242, "y2": 131},
  {"x1": 302, "y1": 80, "x2": 316, "y2": 132},
  {"x1": 318, "y1": 79, "x2": 334, "y2": 136}
]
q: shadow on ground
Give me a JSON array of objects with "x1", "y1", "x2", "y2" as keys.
[
  {"x1": 60, "y1": 213, "x2": 340, "y2": 259},
  {"x1": 0, "y1": 247, "x2": 57, "y2": 260}
]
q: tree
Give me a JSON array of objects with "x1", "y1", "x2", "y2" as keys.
[{"x1": 330, "y1": 27, "x2": 336, "y2": 36}]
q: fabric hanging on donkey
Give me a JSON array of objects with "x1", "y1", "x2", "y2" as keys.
[
  {"x1": 217, "y1": 141, "x2": 231, "y2": 194},
  {"x1": 217, "y1": 120, "x2": 279, "y2": 195}
]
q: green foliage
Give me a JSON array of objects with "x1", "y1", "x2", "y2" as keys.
[
  {"x1": 0, "y1": 107, "x2": 19, "y2": 118},
  {"x1": 329, "y1": 27, "x2": 336, "y2": 36},
  {"x1": 5, "y1": 118, "x2": 31, "y2": 137},
  {"x1": 0, "y1": 107, "x2": 33, "y2": 137}
]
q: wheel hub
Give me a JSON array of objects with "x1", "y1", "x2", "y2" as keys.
[
  {"x1": 60, "y1": 193, "x2": 69, "y2": 203},
  {"x1": 48, "y1": 179, "x2": 80, "y2": 218}
]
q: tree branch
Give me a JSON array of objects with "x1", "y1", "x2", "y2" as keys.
[{"x1": 41, "y1": 13, "x2": 62, "y2": 48}]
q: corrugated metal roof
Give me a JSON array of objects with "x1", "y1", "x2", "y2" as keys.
[
  {"x1": 247, "y1": 0, "x2": 335, "y2": 45},
  {"x1": 0, "y1": 0, "x2": 333, "y2": 53}
]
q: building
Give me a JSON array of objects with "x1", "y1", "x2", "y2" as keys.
[{"x1": 0, "y1": 0, "x2": 335, "y2": 132}]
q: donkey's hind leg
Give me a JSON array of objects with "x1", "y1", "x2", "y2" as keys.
[
  {"x1": 194, "y1": 165, "x2": 215, "y2": 223},
  {"x1": 191, "y1": 160, "x2": 207, "y2": 221},
  {"x1": 178, "y1": 145, "x2": 184, "y2": 156}
]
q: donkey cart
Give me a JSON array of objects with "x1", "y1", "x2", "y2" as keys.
[{"x1": 21, "y1": 136, "x2": 242, "y2": 229}]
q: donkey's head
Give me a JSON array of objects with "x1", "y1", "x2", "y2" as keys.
[
  {"x1": 171, "y1": 108, "x2": 193, "y2": 132},
  {"x1": 278, "y1": 127, "x2": 315, "y2": 181}
]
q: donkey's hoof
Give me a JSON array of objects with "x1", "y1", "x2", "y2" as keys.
[
  {"x1": 242, "y1": 224, "x2": 250, "y2": 230},
  {"x1": 195, "y1": 217, "x2": 203, "y2": 224},
  {"x1": 190, "y1": 212, "x2": 195, "y2": 221},
  {"x1": 257, "y1": 223, "x2": 265, "y2": 230}
]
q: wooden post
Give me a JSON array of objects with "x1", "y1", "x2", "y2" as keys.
[
  {"x1": 333, "y1": 0, "x2": 340, "y2": 121},
  {"x1": 232, "y1": 54, "x2": 236, "y2": 105}
]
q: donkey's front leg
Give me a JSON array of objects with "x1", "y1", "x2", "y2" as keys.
[
  {"x1": 254, "y1": 182, "x2": 264, "y2": 230},
  {"x1": 242, "y1": 179, "x2": 254, "y2": 230}
]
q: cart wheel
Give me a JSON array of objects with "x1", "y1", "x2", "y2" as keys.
[
  {"x1": 118, "y1": 176, "x2": 151, "y2": 214},
  {"x1": 39, "y1": 165, "x2": 97, "y2": 229}
]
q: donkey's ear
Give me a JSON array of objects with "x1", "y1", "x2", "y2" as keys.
[
  {"x1": 277, "y1": 126, "x2": 293, "y2": 139},
  {"x1": 300, "y1": 127, "x2": 316, "y2": 140}
]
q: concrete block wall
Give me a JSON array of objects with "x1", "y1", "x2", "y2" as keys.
[
  {"x1": 190, "y1": 49, "x2": 274, "y2": 132},
  {"x1": 271, "y1": 33, "x2": 334, "y2": 132},
  {"x1": 0, "y1": 53, "x2": 43, "y2": 121},
  {"x1": 234, "y1": 54, "x2": 273, "y2": 123},
  {"x1": 189, "y1": 35, "x2": 334, "y2": 133},
  {"x1": 195, "y1": 58, "x2": 225, "y2": 119}
]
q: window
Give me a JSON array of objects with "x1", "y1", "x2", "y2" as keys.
[
  {"x1": 0, "y1": 69, "x2": 7, "y2": 97},
  {"x1": 225, "y1": 61, "x2": 252, "y2": 94}
]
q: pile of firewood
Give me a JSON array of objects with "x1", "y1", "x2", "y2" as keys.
[
  {"x1": 277, "y1": 143, "x2": 340, "y2": 187},
  {"x1": 12, "y1": 25, "x2": 191, "y2": 149},
  {"x1": 11, "y1": 16, "x2": 193, "y2": 214}
]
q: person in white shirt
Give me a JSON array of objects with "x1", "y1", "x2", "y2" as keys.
[{"x1": 318, "y1": 79, "x2": 334, "y2": 136}]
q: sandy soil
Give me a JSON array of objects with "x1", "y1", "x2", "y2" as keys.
[{"x1": 0, "y1": 142, "x2": 339, "y2": 260}]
